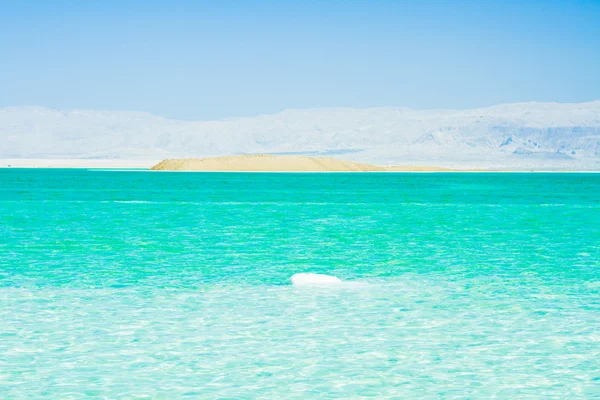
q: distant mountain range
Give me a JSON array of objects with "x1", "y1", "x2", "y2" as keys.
[{"x1": 1, "y1": 101, "x2": 599, "y2": 169}]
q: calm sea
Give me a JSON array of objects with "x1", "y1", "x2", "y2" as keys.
[{"x1": 1, "y1": 169, "x2": 599, "y2": 398}]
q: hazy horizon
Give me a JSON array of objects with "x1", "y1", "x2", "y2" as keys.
[
  {"x1": 3, "y1": 99, "x2": 600, "y2": 122},
  {"x1": 2, "y1": 100, "x2": 599, "y2": 170}
]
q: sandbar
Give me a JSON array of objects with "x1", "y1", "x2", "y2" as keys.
[{"x1": 150, "y1": 155, "x2": 456, "y2": 172}]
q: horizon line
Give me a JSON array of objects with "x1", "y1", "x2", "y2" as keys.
[{"x1": 2, "y1": 99, "x2": 600, "y2": 123}]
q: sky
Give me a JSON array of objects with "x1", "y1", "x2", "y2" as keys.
[{"x1": 0, "y1": 0, "x2": 599, "y2": 120}]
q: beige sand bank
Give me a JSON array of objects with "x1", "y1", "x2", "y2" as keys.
[
  {"x1": 385, "y1": 165, "x2": 456, "y2": 172},
  {"x1": 150, "y1": 155, "x2": 456, "y2": 172}
]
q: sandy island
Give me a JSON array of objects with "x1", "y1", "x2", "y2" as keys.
[{"x1": 150, "y1": 155, "x2": 456, "y2": 172}]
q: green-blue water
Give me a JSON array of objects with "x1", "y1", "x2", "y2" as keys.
[{"x1": 1, "y1": 169, "x2": 599, "y2": 398}]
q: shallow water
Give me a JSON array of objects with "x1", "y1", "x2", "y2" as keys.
[{"x1": 1, "y1": 170, "x2": 599, "y2": 398}]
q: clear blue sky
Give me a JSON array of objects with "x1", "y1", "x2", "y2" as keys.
[{"x1": 1, "y1": 0, "x2": 599, "y2": 120}]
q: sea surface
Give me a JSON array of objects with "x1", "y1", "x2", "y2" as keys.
[{"x1": 1, "y1": 169, "x2": 599, "y2": 398}]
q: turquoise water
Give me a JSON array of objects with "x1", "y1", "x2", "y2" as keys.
[{"x1": 1, "y1": 169, "x2": 599, "y2": 398}]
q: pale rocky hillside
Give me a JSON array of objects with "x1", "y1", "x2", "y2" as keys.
[{"x1": 2, "y1": 101, "x2": 599, "y2": 169}]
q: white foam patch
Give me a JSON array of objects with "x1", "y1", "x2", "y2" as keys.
[{"x1": 291, "y1": 273, "x2": 343, "y2": 287}]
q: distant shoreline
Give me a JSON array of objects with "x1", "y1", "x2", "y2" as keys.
[
  {"x1": 1, "y1": 157, "x2": 598, "y2": 172},
  {"x1": 0, "y1": 159, "x2": 158, "y2": 169},
  {"x1": 148, "y1": 155, "x2": 600, "y2": 173},
  {"x1": 151, "y1": 155, "x2": 459, "y2": 172}
]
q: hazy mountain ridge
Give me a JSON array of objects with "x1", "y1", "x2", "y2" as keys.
[{"x1": 1, "y1": 102, "x2": 599, "y2": 169}]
